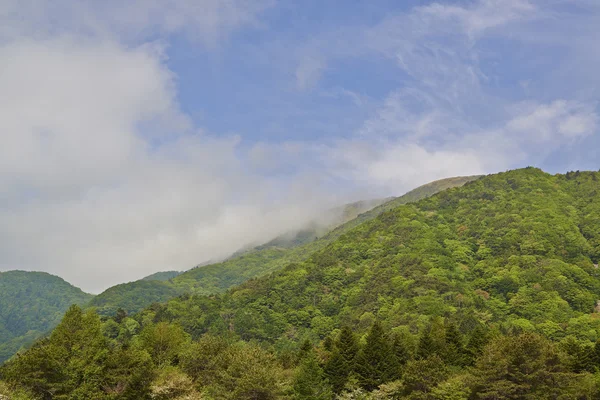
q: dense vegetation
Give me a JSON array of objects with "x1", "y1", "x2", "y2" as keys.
[
  {"x1": 0, "y1": 271, "x2": 93, "y2": 364},
  {"x1": 142, "y1": 271, "x2": 182, "y2": 282},
  {"x1": 5, "y1": 168, "x2": 598, "y2": 399},
  {"x1": 88, "y1": 176, "x2": 477, "y2": 317},
  {"x1": 88, "y1": 281, "x2": 181, "y2": 316}
]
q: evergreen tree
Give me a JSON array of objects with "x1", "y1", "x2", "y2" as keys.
[
  {"x1": 465, "y1": 324, "x2": 488, "y2": 364},
  {"x1": 354, "y1": 321, "x2": 397, "y2": 391},
  {"x1": 443, "y1": 323, "x2": 468, "y2": 366},
  {"x1": 417, "y1": 327, "x2": 436, "y2": 360},
  {"x1": 391, "y1": 333, "x2": 410, "y2": 367},
  {"x1": 337, "y1": 326, "x2": 359, "y2": 363},
  {"x1": 297, "y1": 338, "x2": 313, "y2": 362},
  {"x1": 559, "y1": 336, "x2": 594, "y2": 373},
  {"x1": 592, "y1": 339, "x2": 600, "y2": 369},
  {"x1": 293, "y1": 350, "x2": 332, "y2": 400},
  {"x1": 325, "y1": 326, "x2": 359, "y2": 393}
]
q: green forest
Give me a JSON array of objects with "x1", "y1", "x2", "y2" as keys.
[
  {"x1": 0, "y1": 271, "x2": 93, "y2": 364},
  {"x1": 89, "y1": 175, "x2": 479, "y2": 316},
  {"x1": 2, "y1": 168, "x2": 600, "y2": 399},
  {"x1": 0, "y1": 176, "x2": 476, "y2": 365}
]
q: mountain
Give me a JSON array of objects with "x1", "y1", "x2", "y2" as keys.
[
  {"x1": 91, "y1": 175, "x2": 479, "y2": 315},
  {"x1": 141, "y1": 271, "x2": 182, "y2": 282},
  {"x1": 87, "y1": 280, "x2": 181, "y2": 315},
  {"x1": 0, "y1": 271, "x2": 93, "y2": 363},
  {"x1": 3, "y1": 168, "x2": 600, "y2": 399},
  {"x1": 169, "y1": 175, "x2": 480, "y2": 295},
  {"x1": 141, "y1": 168, "x2": 600, "y2": 342}
]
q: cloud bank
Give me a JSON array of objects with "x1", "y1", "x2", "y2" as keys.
[{"x1": 0, "y1": 0, "x2": 598, "y2": 292}]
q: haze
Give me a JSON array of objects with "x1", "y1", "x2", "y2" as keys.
[{"x1": 1, "y1": 0, "x2": 598, "y2": 293}]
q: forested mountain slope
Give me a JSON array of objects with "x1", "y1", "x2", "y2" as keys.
[
  {"x1": 3, "y1": 168, "x2": 600, "y2": 399},
  {"x1": 170, "y1": 175, "x2": 480, "y2": 295},
  {"x1": 141, "y1": 168, "x2": 600, "y2": 343},
  {"x1": 90, "y1": 175, "x2": 478, "y2": 316},
  {"x1": 0, "y1": 271, "x2": 93, "y2": 363}
]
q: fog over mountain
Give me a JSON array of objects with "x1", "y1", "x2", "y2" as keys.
[{"x1": 1, "y1": 0, "x2": 598, "y2": 292}]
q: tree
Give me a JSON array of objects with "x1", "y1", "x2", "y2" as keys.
[
  {"x1": 465, "y1": 324, "x2": 489, "y2": 366},
  {"x1": 401, "y1": 355, "x2": 448, "y2": 398},
  {"x1": 137, "y1": 322, "x2": 189, "y2": 367},
  {"x1": 293, "y1": 350, "x2": 332, "y2": 400},
  {"x1": 325, "y1": 326, "x2": 359, "y2": 393},
  {"x1": 354, "y1": 321, "x2": 398, "y2": 391},
  {"x1": 443, "y1": 323, "x2": 468, "y2": 366},
  {"x1": 471, "y1": 333, "x2": 584, "y2": 399},
  {"x1": 417, "y1": 327, "x2": 436, "y2": 360}
]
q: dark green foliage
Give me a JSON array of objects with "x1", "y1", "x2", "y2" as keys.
[
  {"x1": 443, "y1": 323, "x2": 469, "y2": 366},
  {"x1": 325, "y1": 326, "x2": 359, "y2": 393},
  {"x1": 0, "y1": 271, "x2": 93, "y2": 364},
  {"x1": 401, "y1": 355, "x2": 448, "y2": 397},
  {"x1": 141, "y1": 271, "x2": 181, "y2": 282},
  {"x1": 89, "y1": 280, "x2": 181, "y2": 316},
  {"x1": 417, "y1": 327, "x2": 436, "y2": 360},
  {"x1": 354, "y1": 321, "x2": 399, "y2": 391},
  {"x1": 293, "y1": 350, "x2": 332, "y2": 400},
  {"x1": 4, "y1": 169, "x2": 600, "y2": 399},
  {"x1": 471, "y1": 332, "x2": 588, "y2": 399}
]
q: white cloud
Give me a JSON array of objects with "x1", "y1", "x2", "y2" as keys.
[
  {"x1": 1, "y1": 0, "x2": 599, "y2": 292},
  {"x1": 0, "y1": 38, "x2": 334, "y2": 292},
  {"x1": 0, "y1": 0, "x2": 275, "y2": 44},
  {"x1": 295, "y1": 56, "x2": 326, "y2": 91}
]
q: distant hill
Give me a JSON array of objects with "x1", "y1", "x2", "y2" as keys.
[
  {"x1": 140, "y1": 167, "x2": 600, "y2": 346},
  {"x1": 89, "y1": 175, "x2": 479, "y2": 316},
  {"x1": 88, "y1": 280, "x2": 181, "y2": 316},
  {"x1": 7, "y1": 169, "x2": 600, "y2": 399},
  {"x1": 0, "y1": 271, "x2": 93, "y2": 363},
  {"x1": 141, "y1": 271, "x2": 182, "y2": 282},
  {"x1": 171, "y1": 175, "x2": 481, "y2": 295}
]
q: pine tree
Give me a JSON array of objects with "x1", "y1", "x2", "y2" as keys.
[
  {"x1": 297, "y1": 338, "x2": 313, "y2": 362},
  {"x1": 593, "y1": 340, "x2": 600, "y2": 369},
  {"x1": 443, "y1": 323, "x2": 467, "y2": 366},
  {"x1": 417, "y1": 327, "x2": 436, "y2": 360},
  {"x1": 391, "y1": 333, "x2": 410, "y2": 366},
  {"x1": 293, "y1": 351, "x2": 332, "y2": 400},
  {"x1": 466, "y1": 324, "x2": 488, "y2": 364},
  {"x1": 354, "y1": 321, "x2": 397, "y2": 391},
  {"x1": 325, "y1": 326, "x2": 358, "y2": 393}
]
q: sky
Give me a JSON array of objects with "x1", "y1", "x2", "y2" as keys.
[{"x1": 1, "y1": 0, "x2": 599, "y2": 293}]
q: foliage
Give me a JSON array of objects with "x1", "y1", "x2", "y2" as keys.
[
  {"x1": 3, "y1": 168, "x2": 600, "y2": 399},
  {"x1": 142, "y1": 272, "x2": 182, "y2": 282},
  {"x1": 89, "y1": 281, "x2": 181, "y2": 316},
  {"x1": 0, "y1": 271, "x2": 93, "y2": 364},
  {"x1": 90, "y1": 175, "x2": 479, "y2": 317}
]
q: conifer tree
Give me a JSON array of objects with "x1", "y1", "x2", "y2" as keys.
[
  {"x1": 297, "y1": 338, "x2": 313, "y2": 361},
  {"x1": 593, "y1": 340, "x2": 600, "y2": 369},
  {"x1": 465, "y1": 324, "x2": 488, "y2": 364},
  {"x1": 391, "y1": 332, "x2": 410, "y2": 366},
  {"x1": 443, "y1": 323, "x2": 467, "y2": 366},
  {"x1": 293, "y1": 350, "x2": 332, "y2": 400},
  {"x1": 325, "y1": 326, "x2": 358, "y2": 393},
  {"x1": 354, "y1": 321, "x2": 397, "y2": 391},
  {"x1": 417, "y1": 327, "x2": 436, "y2": 360}
]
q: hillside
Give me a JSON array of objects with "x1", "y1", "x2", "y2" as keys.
[
  {"x1": 138, "y1": 168, "x2": 600, "y2": 343},
  {"x1": 171, "y1": 175, "x2": 480, "y2": 295},
  {"x1": 0, "y1": 271, "x2": 93, "y2": 363},
  {"x1": 141, "y1": 271, "x2": 182, "y2": 282},
  {"x1": 4, "y1": 168, "x2": 600, "y2": 399},
  {"x1": 88, "y1": 280, "x2": 181, "y2": 315},
  {"x1": 90, "y1": 175, "x2": 478, "y2": 316}
]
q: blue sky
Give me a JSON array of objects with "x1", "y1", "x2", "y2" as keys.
[{"x1": 0, "y1": 0, "x2": 599, "y2": 292}]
